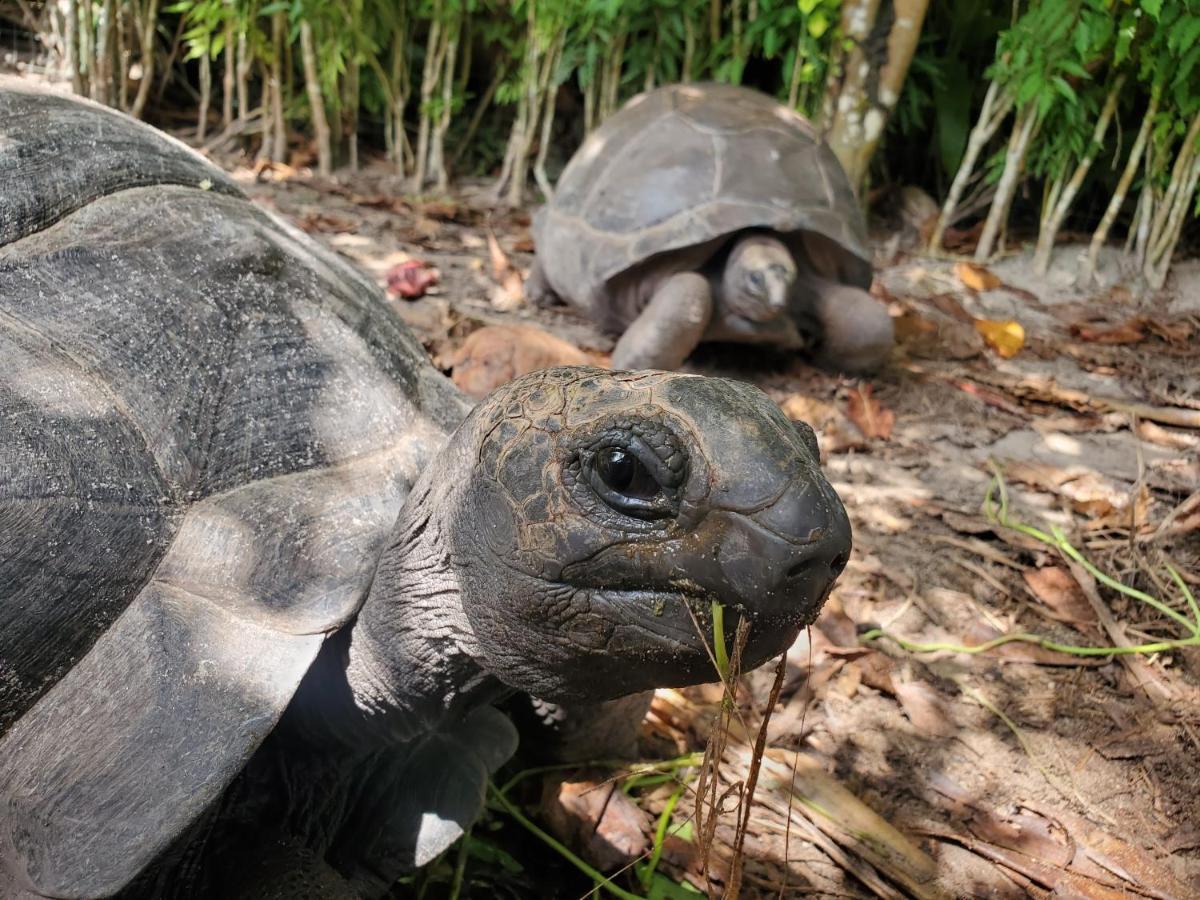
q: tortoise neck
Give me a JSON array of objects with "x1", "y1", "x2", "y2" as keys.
[{"x1": 289, "y1": 477, "x2": 505, "y2": 750}]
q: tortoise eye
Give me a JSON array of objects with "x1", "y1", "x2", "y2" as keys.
[
  {"x1": 595, "y1": 448, "x2": 658, "y2": 499},
  {"x1": 587, "y1": 446, "x2": 671, "y2": 519},
  {"x1": 747, "y1": 271, "x2": 766, "y2": 293}
]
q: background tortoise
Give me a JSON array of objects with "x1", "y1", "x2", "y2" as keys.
[
  {"x1": 529, "y1": 82, "x2": 895, "y2": 373},
  {"x1": 0, "y1": 78, "x2": 852, "y2": 898}
]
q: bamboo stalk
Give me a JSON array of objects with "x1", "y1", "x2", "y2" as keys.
[
  {"x1": 683, "y1": 15, "x2": 694, "y2": 82},
  {"x1": 345, "y1": 55, "x2": 360, "y2": 172},
  {"x1": 1144, "y1": 110, "x2": 1200, "y2": 289},
  {"x1": 431, "y1": 13, "x2": 460, "y2": 190},
  {"x1": 236, "y1": 28, "x2": 249, "y2": 122},
  {"x1": 974, "y1": 103, "x2": 1037, "y2": 261},
  {"x1": 269, "y1": 12, "x2": 286, "y2": 162},
  {"x1": 115, "y1": 0, "x2": 127, "y2": 109},
  {"x1": 1083, "y1": 87, "x2": 1159, "y2": 284},
  {"x1": 449, "y1": 62, "x2": 506, "y2": 173},
  {"x1": 411, "y1": 7, "x2": 444, "y2": 190},
  {"x1": 929, "y1": 79, "x2": 1013, "y2": 251},
  {"x1": 221, "y1": 18, "x2": 233, "y2": 127},
  {"x1": 96, "y1": 0, "x2": 113, "y2": 105},
  {"x1": 533, "y1": 34, "x2": 564, "y2": 201},
  {"x1": 197, "y1": 48, "x2": 210, "y2": 141},
  {"x1": 1033, "y1": 74, "x2": 1124, "y2": 274},
  {"x1": 129, "y1": 0, "x2": 159, "y2": 118},
  {"x1": 64, "y1": 0, "x2": 82, "y2": 94},
  {"x1": 256, "y1": 60, "x2": 273, "y2": 162},
  {"x1": 300, "y1": 21, "x2": 332, "y2": 177},
  {"x1": 80, "y1": 0, "x2": 94, "y2": 98},
  {"x1": 1146, "y1": 108, "x2": 1200, "y2": 262}
]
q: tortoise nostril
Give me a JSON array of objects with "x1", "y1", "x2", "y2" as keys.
[
  {"x1": 830, "y1": 550, "x2": 849, "y2": 577},
  {"x1": 786, "y1": 548, "x2": 848, "y2": 582}
]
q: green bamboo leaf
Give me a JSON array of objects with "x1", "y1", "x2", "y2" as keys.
[
  {"x1": 807, "y1": 10, "x2": 829, "y2": 38},
  {"x1": 1052, "y1": 75, "x2": 1077, "y2": 103},
  {"x1": 1141, "y1": 0, "x2": 1161, "y2": 21}
]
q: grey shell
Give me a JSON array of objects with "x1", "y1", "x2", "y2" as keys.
[
  {"x1": 533, "y1": 82, "x2": 871, "y2": 316},
  {"x1": 0, "y1": 77, "x2": 466, "y2": 898}
]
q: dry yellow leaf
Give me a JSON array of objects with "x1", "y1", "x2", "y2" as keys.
[
  {"x1": 955, "y1": 261, "x2": 1002, "y2": 291},
  {"x1": 974, "y1": 318, "x2": 1025, "y2": 358}
]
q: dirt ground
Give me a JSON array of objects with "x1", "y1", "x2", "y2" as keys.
[{"x1": 220, "y1": 152, "x2": 1199, "y2": 899}]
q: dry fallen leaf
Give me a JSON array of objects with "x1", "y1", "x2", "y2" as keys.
[
  {"x1": 1070, "y1": 318, "x2": 1146, "y2": 344},
  {"x1": 954, "y1": 261, "x2": 1002, "y2": 292},
  {"x1": 845, "y1": 383, "x2": 895, "y2": 440},
  {"x1": 974, "y1": 318, "x2": 1025, "y2": 358},
  {"x1": 297, "y1": 211, "x2": 360, "y2": 234},
  {"x1": 1023, "y1": 566, "x2": 1099, "y2": 630},
  {"x1": 451, "y1": 324, "x2": 594, "y2": 399},
  {"x1": 385, "y1": 259, "x2": 439, "y2": 299},
  {"x1": 486, "y1": 227, "x2": 524, "y2": 310}
]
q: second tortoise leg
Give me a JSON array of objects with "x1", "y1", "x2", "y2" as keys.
[{"x1": 611, "y1": 272, "x2": 712, "y2": 371}]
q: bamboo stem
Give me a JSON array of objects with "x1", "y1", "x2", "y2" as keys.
[
  {"x1": 431, "y1": 13, "x2": 460, "y2": 190},
  {"x1": 974, "y1": 102, "x2": 1036, "y2": 261},
  {"x1": 930, "y1": 79, "x2": 1012, "y2": 251},
  {"x1": 269, "y1": 11, "x2": 286, "y2": 162},
  {"x1": 1083, "y1": 87, "x2": 1159, "y2": 284},
  {"x1": 533, "y1": 34, "x2": 564, "y2": 201},
  {"x1": 221, "y1": 18, "x2": 233, "y2": 126},
  {"x1": 65, "y1": 0, "x2": 82, "y2": 94},
  {"x1": 412, "y1": 7, "x2": 444, "y2": 190},
  {"x1": 129, "y1": 0, "x2": 158, "y2": 118},
  {"x1": 1033, "y1": 74, "x2": 1124, "y2": 274},
  {"x1": 197, "y1": 47, "x2": 210, "y2": 141},
  {"x1": 235, "y1": 28, "x2": 249, "y2": 122},
  {"x1": 300, "y1": 21, "x2": 332, "y2": 177}
]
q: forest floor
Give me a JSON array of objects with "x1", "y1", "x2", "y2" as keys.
[{"x1": 219, "y1": 151, "x2": 1200, "y2": 899}]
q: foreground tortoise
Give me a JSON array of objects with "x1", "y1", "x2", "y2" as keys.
[
  {"x1": 530, "y1": 82, "x2": 894, "y2": 373},
  {"x1": 0, "y1": 78, "x2": 852, "y2": 898}
]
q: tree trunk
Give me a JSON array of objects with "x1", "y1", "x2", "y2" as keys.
[
  {"x1": 1033, "y1": 76, "x2": 1123, "y2": 274},
  {"x1": 129, "y1": 0, "x2": 159, "y2": 118},
  {"x1": 824, "y1": 0, "x2": 930, "y2": 195},
  {"x1": 197, "y1": 49, "x2": 211, "y2": 141},
  {"x1": 929, "y1": 78, "x2": 1013, "y2": 251},
  {"x1": 1082, "y1": 88, "x2": 1159, "y2": 284},
  {"x1": 300, "y1": 21, "x2": 332, "y2": 177}
]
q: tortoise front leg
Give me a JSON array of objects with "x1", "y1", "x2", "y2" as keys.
[
  {"x1": 526, "y1": 258, "x2": 559, "y2": 308},
  {"x1": 807, "y1": 277, "x2": 895, "y2": 373},
  {"x1": 611, "y1": 272, "x2": 712, "y2": 371}
]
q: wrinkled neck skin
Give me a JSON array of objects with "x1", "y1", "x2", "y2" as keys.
[{"x1": 286, "y1": 443, "x2": 505, "y2": 752}]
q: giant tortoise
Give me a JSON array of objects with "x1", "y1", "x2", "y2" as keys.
[
  {"x1": 0, "y1": 78, "x2": 852, "y2": 898},
  {"x1": 529, "y1": 82, "x2": 894, "y2": 373}
]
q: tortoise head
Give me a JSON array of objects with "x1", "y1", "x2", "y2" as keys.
[
  {"x1": 436, "y1": 367, "x2": 850, "y2": 703},
  {"x1": 721, "y1": 234, "x2": 798, "y2": 323}
]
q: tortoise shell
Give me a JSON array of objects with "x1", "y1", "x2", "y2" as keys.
[
  {"x1": 532, "y1": 82, "x2": 872, "y2": 318},
  {"x1": 0, "y1": 77, "x2": 466, "y2": 898}
]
